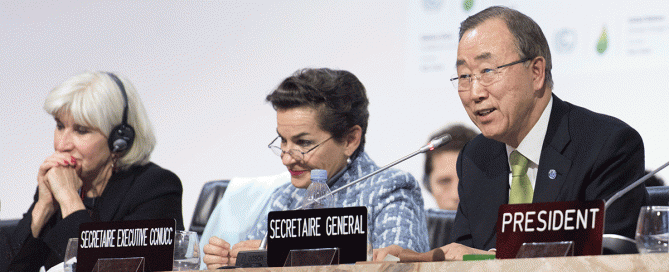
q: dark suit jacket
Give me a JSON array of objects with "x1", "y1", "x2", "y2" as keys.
[
  {"x1": 450, "y1": 94, "x2": 647, "y2": 250},
  {"x1": 6, "y1": 162, "x2": 184, "y2": 271}
]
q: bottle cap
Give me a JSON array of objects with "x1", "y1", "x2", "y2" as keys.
[{"x1": 310, "y1": 169, "x2": 327, "y2": 181}]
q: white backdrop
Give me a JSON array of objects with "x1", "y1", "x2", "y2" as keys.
[{"x1": 2, "y1": 1, "x2": 667, "y2": 228}]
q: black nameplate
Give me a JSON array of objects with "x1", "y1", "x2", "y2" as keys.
[
  {"x1": 267, "y1": 206, "x2": 367, "y2": 267},
  {"x1": 78, "y1": 219, "x2": 176, "y2": 272}
]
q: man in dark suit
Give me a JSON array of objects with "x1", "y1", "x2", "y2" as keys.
[{"x1": 374, "y1": 6, "x2": 646, "y2": 261}]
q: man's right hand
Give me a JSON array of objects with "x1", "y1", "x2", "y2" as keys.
[
  {"x1": 440, "y1": 242, "x2": 493, "y2": 261},
  {"x1": 202, "y1": 236, "x2": 231, "y2": 269}
]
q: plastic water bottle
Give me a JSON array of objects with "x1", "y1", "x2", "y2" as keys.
[{"x1": 301, "y1": 169, "x2": 334, "y2": 209}]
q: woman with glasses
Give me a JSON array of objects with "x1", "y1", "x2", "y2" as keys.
[{"x1": 202, "y1": 68, "x2": 429, "y2": 269}]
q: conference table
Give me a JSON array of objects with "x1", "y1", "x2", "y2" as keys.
[{"x1": 189, "y1": 253, "x2": 669, "y2": 271}]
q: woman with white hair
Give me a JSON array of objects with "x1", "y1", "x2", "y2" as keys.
[{"x1": 6, "y1": 71, "x2": 183, "y2": 271}]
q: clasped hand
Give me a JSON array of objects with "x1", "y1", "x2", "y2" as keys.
[{"x1": 36, "y1": 153, "x2": 83, "y2": 216}]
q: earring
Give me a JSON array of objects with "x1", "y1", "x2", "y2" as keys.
[
  {"x1": 347, "y1": 157, "x2": 351, "y2": 164},
  {"x1": 111, "y1": 154, "x2": 119, "y2": 172}
]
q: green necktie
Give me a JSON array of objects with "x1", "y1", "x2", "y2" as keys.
[{"x1": 509, "y1": 150, "x2": 533, "y2": 204}]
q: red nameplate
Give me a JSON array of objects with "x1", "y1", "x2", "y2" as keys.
[{"x1": 495, "y1": 200, "x2": 605, "y2": 259}]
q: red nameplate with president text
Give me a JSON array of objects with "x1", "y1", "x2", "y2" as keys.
[{"x1": 495, "y1": 200, "x2": 605, "y2": 259}]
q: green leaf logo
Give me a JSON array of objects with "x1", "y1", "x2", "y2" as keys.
[
  {"x1": 596, "y1": 26, "x2": 608, "y2": 54},
  {"x1": 463, "y1": 0, "x2": 474, "y2": 11}
]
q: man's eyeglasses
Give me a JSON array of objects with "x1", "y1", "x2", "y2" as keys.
[
  {"x1": 450, "y1": 57, "x2": 533, "y2": 91},
  {"x1": 268, "y1": 136, "x2": 333, "y2": 161}
]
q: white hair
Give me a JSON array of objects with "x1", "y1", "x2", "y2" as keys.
[{"x1": 43, "y1": 71, "x2": 156, "y2": 169}]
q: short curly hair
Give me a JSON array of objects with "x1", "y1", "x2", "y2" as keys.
[{"x1": 266, "y1": 68, "x2": 369, "y2": 160}]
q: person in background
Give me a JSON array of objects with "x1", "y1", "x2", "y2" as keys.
[
  {"x1": 423, "y1": 124, "x2": 478, "y2": 210},
  {"x1": 375, "y1": 6, "x2": 646, "y2": 261},
  {"x1": 5, "y1": 72, "x2": 184, "y2": 271},
  {"x1": 202, "y1": 68, "x2": 429, "y2": 269}
]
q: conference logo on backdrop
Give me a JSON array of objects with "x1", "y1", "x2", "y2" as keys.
[
  {"x1": 596, "y1": 26, "x2": 609, "y2": 54},
  {"x1": 554, "y1": 28, "x2": 577, "y2": 53},
  {"x1": 463, "y1": 0, "x2": 474, "y2": 11},
  {"x1": 422, "y1": 0, "x2": 443, "y2": 11}
]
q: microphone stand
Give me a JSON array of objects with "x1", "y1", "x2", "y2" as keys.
[
  {"x1": 326, "y1": 142, "x2": 443, "y2": 198},
  {"x1": 605, "y1": 160, "x2": 669, "y2": 209},
  {"x1": 594, "y1": 160, "x2": 669, "y2": 254}
]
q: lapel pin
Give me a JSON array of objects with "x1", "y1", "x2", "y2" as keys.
[{"x1": 549, "y1": 169, "x2": 557, "y2": 180}]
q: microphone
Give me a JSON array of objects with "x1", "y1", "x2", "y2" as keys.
[
  {"x1": 258, "y1": 134, "x2": 452, "y2": 249},
  {"x1": 419, "y1": 134, "x2": 452, "y2": 153},
  {"x1": 605, "y1": 160, "x2": 669, "y2": 209}
]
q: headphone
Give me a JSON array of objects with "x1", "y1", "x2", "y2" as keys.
[{"x1": 106, "y1": 72, "x2": 135, "y2": 154}]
